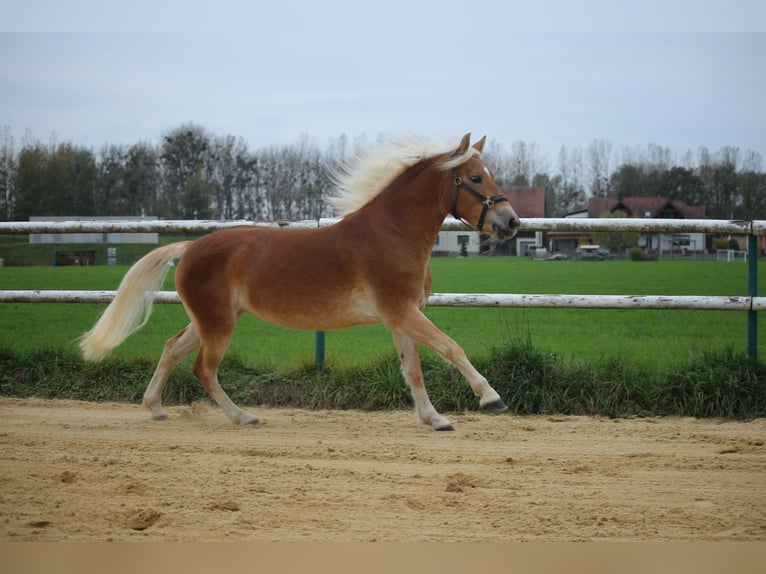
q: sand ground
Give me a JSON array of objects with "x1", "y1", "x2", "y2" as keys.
[{"x1": 1, "y1": 397, "x2": 764, "y2": 541}]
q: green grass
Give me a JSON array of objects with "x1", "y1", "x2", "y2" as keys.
[{"x1": 1, "y1": 257, "x2": 762, "y2": 372}]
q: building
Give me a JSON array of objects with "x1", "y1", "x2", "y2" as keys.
[
  {"x1": 548, "y1": 196, "x2": 708, "y2": 256},
  {"x1": 29, "y1": 216, "x2": 159, "y2": 266},
  {"x1": 432, "y1": 229, "x2": 481, "y2": 257},
  {"x1": 497, "y1": 187, "x2": 546, "y2": 256}
]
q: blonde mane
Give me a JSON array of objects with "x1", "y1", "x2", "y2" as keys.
[{"x1": 330, "y1": 136, "x2": 480, "y2": 217}]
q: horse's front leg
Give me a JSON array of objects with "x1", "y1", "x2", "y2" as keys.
[
  {"x1": 392, "y1": 332, "x2": 454, "y2": 431},
  {"x1": 395, "y1": 309, "x2": 508, "y2": 415}
]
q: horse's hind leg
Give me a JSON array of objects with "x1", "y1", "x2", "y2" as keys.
[
  {"x1": 142, "y1": 323, "x2": 200, "y2": 420},
  {"x1": 393, "y1": 332, "x2": 454, "y2": 431},
  {"x1": 192, "y1": 330, "x2": 259, "y2": 426}
]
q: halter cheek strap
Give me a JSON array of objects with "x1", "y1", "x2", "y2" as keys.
[{"x1": 451, "y1": 169, "x2": 509, "y2": 234}]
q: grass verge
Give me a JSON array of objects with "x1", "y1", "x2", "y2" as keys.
[{"x1": 2, "y1": 338, "x2": 764, "y2": 419}]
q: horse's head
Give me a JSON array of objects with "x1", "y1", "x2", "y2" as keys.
[{"x1": 444, "y1": 133, "x2": 520, "y2": 240}]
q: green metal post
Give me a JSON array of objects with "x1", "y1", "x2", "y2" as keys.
[
  {"x1": 748, "y1": 233, "x2": 758, "y2": 362},
  {"x1": 315, "y1": 331, "x2": 326, "y2": 372}
]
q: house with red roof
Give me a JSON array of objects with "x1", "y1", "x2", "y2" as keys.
[
  {"x1": 491, "y1": 187, "x2": 546, "y2": 255},
  {"x1": 549, "y1": 196, "x2": 709, "y2": 256}
]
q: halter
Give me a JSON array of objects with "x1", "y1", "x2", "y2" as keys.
[{"x1": 450, "y1": 168, "x2": 509, "y2": 234}]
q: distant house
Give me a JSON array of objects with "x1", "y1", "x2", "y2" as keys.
[
  {"x1": 29, "y1": 216, "x2": 159, "y2": 266},
  {"x1": 496, "y1": 187, "x2": 546, "y2": 256},
  {"x1": 432, "y1": 187, "x2": 546, "y2": 256},
  {"x1": 432, "y1": 229, "x2": 481, "y2": 257},
  {"x1": 588, "y1": 196, "x2": 706, "y2": 220},
  {"x1": 549, "y1": 197, "x2": 708, "y2": 256}
]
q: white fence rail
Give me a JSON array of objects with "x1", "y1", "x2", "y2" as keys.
[
  {"x1": 1, "y1": 218, "x2": 762, "y2": 362},
  {"x1": 2, "y1": 290, "x2": 765, "y2": 312},
  {"x1": 1, "y1": 217, "x2": 764, "y2": 235}
]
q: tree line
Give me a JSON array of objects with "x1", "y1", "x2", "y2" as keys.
[{"x1": 1, "y1": 123, "x2": 765, "y2": 222}]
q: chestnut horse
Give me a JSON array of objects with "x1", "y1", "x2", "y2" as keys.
[{"x1": 80, "y1": 133, "x2": 520, "y2": 430}]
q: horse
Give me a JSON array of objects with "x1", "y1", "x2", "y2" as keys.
[{"x1": 80, "y1": 133, "x2": 520, "y2": 431}]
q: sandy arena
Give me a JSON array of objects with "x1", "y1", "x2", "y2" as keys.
[{"x1": 1, "y1": 397, "x2": 764, "y2": 541}]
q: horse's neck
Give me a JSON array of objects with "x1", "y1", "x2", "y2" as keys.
[{"x1": 353, "y1": 163, "x2": 450, "y2": 251}]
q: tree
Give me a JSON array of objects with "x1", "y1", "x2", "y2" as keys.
[
  {"x1": 293, "y1": 133, "x2": 333, "y2": 220},
  {"x1": 555, "y1": 146, "x2": 586, "y2": 215},
  {"x1": 609, "y1": 164, "x2": 645, "y2": 198},
  {"x1": 0, "y1": 125, "x2": 16, "y2": 220},
  {"x1": 207, "y1": 135, "x2": 251, "y2": 220},
  {"x1": 587, "y1": 139, "x2": 612, "y2": 197},
  {"x1": 124, "y1": 142, "x2": 161, "y2": 216},
  {"x1": 483, "y1": 139, "x2": 546, "y2": 188},
  {"x1": 45, "y1": 144, "x2": 98, "y2": 215},
  {"x1": 97, "y1": 145, "x2": 126, "y2": 215},
  {"x1": 656, "y1": 166, "x2": 704, "y2": 206},
  {"x1": 13, "y1": 142, "x2": 97, "y2": 218},
  {"x1": 4, "y1": 123, "x2": 766, "y2": 224},
  {"x1": 645, "y1": 143, "x2": 673, "y2": 172},
  {"x1": 160, "y1": 124, "x2": 210, "y2": 218},
  {"x1": 13, "y1": 143, "x2": 47, "y2": 219},
  {"x1": 183, "y1": 172, "x2": 213, "y2": 219},
  {"x1": 531, "y1": 172, "x2": 564, "y2": 217},
  {"x1": 700, "y1": 154, "x2": 738, "y2": 219},
  {"x1": 739, "y1": 171, "x2": 766, "y2": 220}
]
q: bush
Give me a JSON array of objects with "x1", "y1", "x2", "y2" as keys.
[
  {"x1": 713, "y1": 236, "x2": 731, "y2": 250},
  {"x1": 628, "y1": 246, "x2": 644, "y2": 261}
]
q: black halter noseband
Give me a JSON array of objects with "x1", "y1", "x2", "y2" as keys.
[{"x1": 450, "y1": 168, "x2": 509, "y2": 234}]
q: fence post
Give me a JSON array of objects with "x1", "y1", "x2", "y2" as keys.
[
  {"x1": 748, "y1": 232, "x2": 758, "y2": 362},
  {"x1": 315, "y1": 331, "x2": 326, "y2": 372}
]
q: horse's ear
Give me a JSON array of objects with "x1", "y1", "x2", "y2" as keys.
[
  {"x1": 456, "y1": 133, "x2": 471, "y2": 155},
  {"x1": 473, "y1": 135, "x2": 487, "y2": 153}
]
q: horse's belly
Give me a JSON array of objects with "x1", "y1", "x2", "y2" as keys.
[{"x1": 245, "y1": 287, "x2": 381, "y2": 331}]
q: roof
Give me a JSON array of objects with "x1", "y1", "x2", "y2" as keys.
[
  {"x1": 587, "y1": 196, "x2": 707, "y2": 219},
  {"x1": 499, "y1": 187, "x2": 545, "y2": 218}
]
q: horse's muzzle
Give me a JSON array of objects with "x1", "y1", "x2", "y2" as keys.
[{"x1": 492, "y1": 213, "x2": 520, "y2": 240}]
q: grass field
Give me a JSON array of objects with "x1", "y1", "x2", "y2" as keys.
[{"x1": 1, "y1": 256, "x2": 763, "y2": 373}]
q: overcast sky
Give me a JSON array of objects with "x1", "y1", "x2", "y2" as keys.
[{"x1": 2, "y1": 1, "x2": 766, "y2": 169}]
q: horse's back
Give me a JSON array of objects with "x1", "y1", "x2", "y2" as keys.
[{"x1": 176, "y1": 225, "x2": 321, "y2": 296}]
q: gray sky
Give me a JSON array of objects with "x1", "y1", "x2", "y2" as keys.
[{"x1": 2, "y1": 1, "x2": 766, "y2": 169}]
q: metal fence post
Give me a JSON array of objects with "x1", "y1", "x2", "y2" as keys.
[
  {"x1": 315, "y1": 331, "x2": 326, "y2": 372},
  {"x1": 748, "y1": 231, "x2": 758, "y2": 362}
]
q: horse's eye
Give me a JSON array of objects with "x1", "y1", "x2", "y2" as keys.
[{"x1": 469, "y1": 175, "x2": 482, "y2": 184}]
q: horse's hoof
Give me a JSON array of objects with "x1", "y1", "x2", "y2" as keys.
[
  {"x1": 435, "y1": 423, "x2": 455, "y2": 431},
  {"x1": 151, "y1": 414, "x2": 169, "y2": 421},
  {"x1": 482, "y1": 399, "x2": 508, "y2": 413},
  {"x1": 243, "y1": 418, "x2": 261, "y2": 426}
]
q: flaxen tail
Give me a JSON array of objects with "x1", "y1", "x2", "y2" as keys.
[{"x1": 80, "y1": 241, "x2": 192, "y2": 361}]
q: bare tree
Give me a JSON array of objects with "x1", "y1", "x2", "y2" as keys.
[
  {"x1": 207, "y1": 135, "x2": 252, "y2": 220},
  {"x1": 587, "y1": 139, "x2": 612, "y2": 197},
  {"x1": 556, "y1": 145, "x2": 586, "y2": 214},
  {"x1": 0, "y1": 125, "x2": 16, "y2": 220}
]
